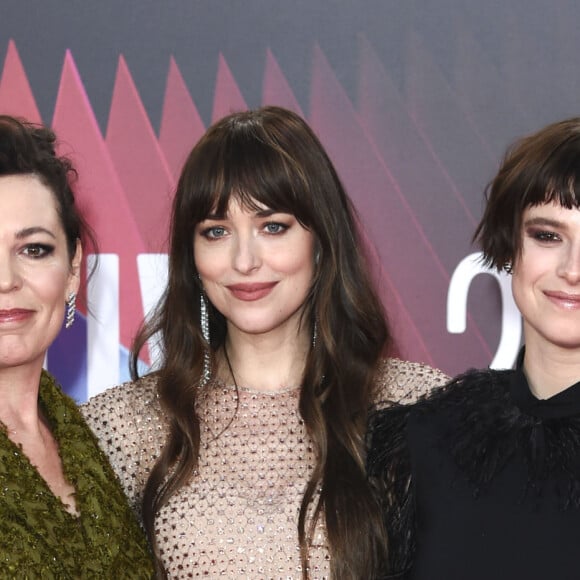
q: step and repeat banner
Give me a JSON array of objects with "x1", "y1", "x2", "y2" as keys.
[{"x1": 1, "y1": 1, "x2": 577, "y2": 401}]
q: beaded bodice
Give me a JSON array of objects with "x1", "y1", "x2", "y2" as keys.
[{"x1": 82, "y1": 358, "x2": 446, "y2": 578}]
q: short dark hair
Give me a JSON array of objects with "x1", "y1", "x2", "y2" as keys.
[
  {"x1": 0, "y1": 115, "x2": 92, "y2": 261},
  {"x1": 474, "y1": 117, "x2": 580, "y2": 271}
]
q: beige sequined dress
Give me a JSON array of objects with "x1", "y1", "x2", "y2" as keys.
[{"x1": 81, "y1": 358, "x2": 447, "y2": 579}]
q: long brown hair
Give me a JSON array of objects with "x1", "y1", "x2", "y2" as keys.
[{"x1": 132, "y1": 106, "x2": 391, "y2": 578}]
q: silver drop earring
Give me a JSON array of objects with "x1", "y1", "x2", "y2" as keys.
[
  {"x1": 200, "y1": 292, "x2": 211, "y2": 384},
  {"x1": 312, "y1": 319, "x2": 318, "y2": 348},
  {"x1": 65, "y1": 292, "x2": 76, "y2": 329}
]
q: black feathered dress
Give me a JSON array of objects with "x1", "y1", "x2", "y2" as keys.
[{"x1": 367, "y1": 351, "x2": 580, "y2": 580}]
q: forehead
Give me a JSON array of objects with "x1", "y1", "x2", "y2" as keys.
[{"x1": 0, "y1": 174, "x2": 59, "y2": 220}]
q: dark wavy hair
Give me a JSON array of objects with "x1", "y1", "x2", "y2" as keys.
[
  {"x1": 474, "y1": 117, "x2": 580, "y2": 271},
  {"x1": 0, "y1": 115, "x2": 94, "y2": 262},
  {"x1": 132, "y1": 106, "x2": 391, "y2": 578}
]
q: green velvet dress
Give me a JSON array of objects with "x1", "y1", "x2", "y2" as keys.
[{"x1": 0, "y1": 371, "x2": 154, "y2": 579}]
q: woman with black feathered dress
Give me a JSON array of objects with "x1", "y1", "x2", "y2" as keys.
[{"x1": 368, "y1": 117, "x2": 580, "y2": 580}]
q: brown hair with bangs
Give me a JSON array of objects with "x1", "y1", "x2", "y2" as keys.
[
  {"x1": 132, "y1": 106, "x2": 391, "y2": 578},
  {"x1": 474, "y1": 117, "x2": 580, "y2": 271}
]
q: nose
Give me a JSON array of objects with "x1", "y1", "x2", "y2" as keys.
[
  {"x1": 557, "y1": 243, "x2": 580, "y2": 284},
  {"x1": 232, "y1": 233, "x2": 261, "y2": 274},
  {"x1": 0, "y1": 254, "x2": 22, "y2": 292}
]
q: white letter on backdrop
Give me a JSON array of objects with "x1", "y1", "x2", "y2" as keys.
[
  {"x1": 447, "y1": 252, "x2": 521, "y2": 369},
  {"x1": 137, "y1": 254, "x2": 169, "y2": 370},
  {"x1": 87, "y1": 254, "x2": 120, "y2": 397}
]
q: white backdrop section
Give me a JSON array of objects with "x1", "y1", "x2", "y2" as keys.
[
  {"x1": 87, "y1": 254, "x2": 120, "y2": 398},
  {"x1": 447, "y1": 253, "x2": 521, "y2": 370},
  {"x1": 137, "y1": 253, "x2": 169, "y2": 373},
  {"x1": 85, "y1": 254, "x2": 168, "y2": 397}
]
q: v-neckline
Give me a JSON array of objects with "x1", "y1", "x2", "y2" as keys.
[{"x1": 0, "y1": 386, "x2": 81, "y2": 521}]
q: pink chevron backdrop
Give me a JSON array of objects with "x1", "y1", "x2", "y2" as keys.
[{"x1": 4, "y1": 0, "x2": 570, "y2": 400}]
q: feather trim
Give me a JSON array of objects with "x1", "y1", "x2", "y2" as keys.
[
  {"x1": 367, "y1": 368, "x2": 580, "y2": 576},
  {"x1": 367, "y1": 403, "x2": 415, "y2": 576},
  {"x1": 414, "y1": 368, "x2": 580, "y2": 509}
]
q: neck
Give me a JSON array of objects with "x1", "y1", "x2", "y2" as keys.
[
  {"x1": 522, "y1": 339, "x2": 580, "y2": 399},
  {"x1": 219, "y1": 324, "x2": 311, "y2": 392},
  {"x1": 0, "y1": 362, "x2": 44, "y2": 435}
]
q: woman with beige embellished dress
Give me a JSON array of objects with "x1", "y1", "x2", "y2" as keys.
[{"x1": 82, "y1": 106, "x2": 446, "y2": 579}]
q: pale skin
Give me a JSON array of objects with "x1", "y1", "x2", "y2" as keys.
[
  {"x1": 194, "y1": 198, "x2": 315, "y2": 392},
  {"x1": 0, "y1": 175, "x2": 81, "y2": 516},
  {"x1": 513, "y1": 201, "x2": 580, "y2": 398}
]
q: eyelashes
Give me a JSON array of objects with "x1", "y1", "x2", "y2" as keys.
[
  {"x1": 199, "y1": 221, "x2": 290, "y2": 240},
  {"x1": 200, "y1": 226, "x2": 227, "y2": 240},
  {"x1": 263, "y1": 222, "x2": 289, "y2": 234},
  {"x1": 526, "y1": 228, "x2": 561, "y2": 243},
  {"x1": 21, "y1": 243, "x2": 55, "y2": 258}
]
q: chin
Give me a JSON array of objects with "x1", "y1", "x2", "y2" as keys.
[{"x1": 543, "y1": 333, "x2": 580, "y2": 351}]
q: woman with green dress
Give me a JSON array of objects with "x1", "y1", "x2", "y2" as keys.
[{"x1": 0, "y1": 115, "x2": 153, "y2": 578}]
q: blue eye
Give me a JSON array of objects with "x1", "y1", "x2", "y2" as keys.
[
  {"x1": 203, "y1": 226, "x2": 227, "y2": 239},
  {"x1": 264, "y1": 223, "x2": 288, "y2": 234}
]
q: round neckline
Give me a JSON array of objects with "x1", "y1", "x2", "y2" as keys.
[{"x1": 212, "y1": 377, "x2": 301, "y2": 396}]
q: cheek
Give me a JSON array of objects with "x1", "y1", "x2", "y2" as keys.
[
  {"x1": 511, "y1": 263, "x2": 539, "y2": 316},
  {"x1": 272, "y1": 253, "x2": 314, "y2": 283},
  {"x1": 510, "y1": 273, "x2": 525, "y2": 312},
  {"x1": 273, "y1": 235, "x2": 315, "y2": 275},
  {"x1": 45, "y1": 274, "x2": 71, "y2": 308},
  {"x1": 194, "y1": 247, "x2": 226, "y2": 285}
]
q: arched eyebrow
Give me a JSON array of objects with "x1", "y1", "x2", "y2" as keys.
[
  {"x1": 15, "y1": 226, "x2": 56, "y2": 240},
  {"x1": 255, "y1": 209, "x2": 277, "y2": 218}
]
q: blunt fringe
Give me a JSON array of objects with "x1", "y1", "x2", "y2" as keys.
[{"x1": 132, "y1": 106, "x2": 391, "y2": 578}]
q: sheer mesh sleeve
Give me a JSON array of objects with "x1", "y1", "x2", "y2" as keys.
[
  {"x1": 80, "y1": 376, "x2": 166, "y2": 513},
  {"x1": 373, "y1": 357, "x2": 448, "y2": 409}
]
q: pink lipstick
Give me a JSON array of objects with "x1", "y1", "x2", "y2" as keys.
[
  {"x1": 0, "y1": 309, "x2": 34, "y2": 323},
  {"x1": 227, "y1": 282, "x2": 277, "y2": 301},
  {"x1": 544, "y1": 291, "x2": 580, "y2": 310}
]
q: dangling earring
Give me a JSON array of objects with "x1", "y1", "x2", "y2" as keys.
[
  {"x1": 312, "y1": 319, "x2": 318, "y2": 348},
  {"x1": 65, "y1": 292, "x2": 76, "y2": 329},
  {"x1": 504, "y1": 261, "x2": 513, "y2": 275},
  {"x1": 200, "y1": 292, "x2": 211, "y2": 384}
]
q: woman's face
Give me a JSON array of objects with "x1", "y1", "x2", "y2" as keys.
[
  {"x1": 512, "y1": 201, "x2": 580, "y2": 353},
  {"x1": 0, "y1": 174, "x2": 81, "y2": 371},
  {"x1": 194, "y1": 198, "x2": 315, "y2": 341}
]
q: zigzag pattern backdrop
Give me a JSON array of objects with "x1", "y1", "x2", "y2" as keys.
[
  {"x1": 4, "y1": 0, "x2": 572, "y2": 401},
  {"x1": 0, "y1": 35, "x2": 507, "y2": 400}
]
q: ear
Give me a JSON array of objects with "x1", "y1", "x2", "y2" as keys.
[{"x1": 66, "y1": 239, "x2": 83, "y2": 298}]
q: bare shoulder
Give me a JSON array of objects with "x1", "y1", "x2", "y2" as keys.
[{"x1": 373, "y1": 357, "x2": 449, "y2": 408}]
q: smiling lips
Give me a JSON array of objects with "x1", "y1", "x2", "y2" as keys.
[
  {"x1": 544, "y1": 291, "x2": 580, "y2": 310},
  {"x1": 0, "y1": 308, "x2": 34, "y2": 323},
  {"x1": 227, "y1": 282, "x2": 278, "y2": 301}
]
